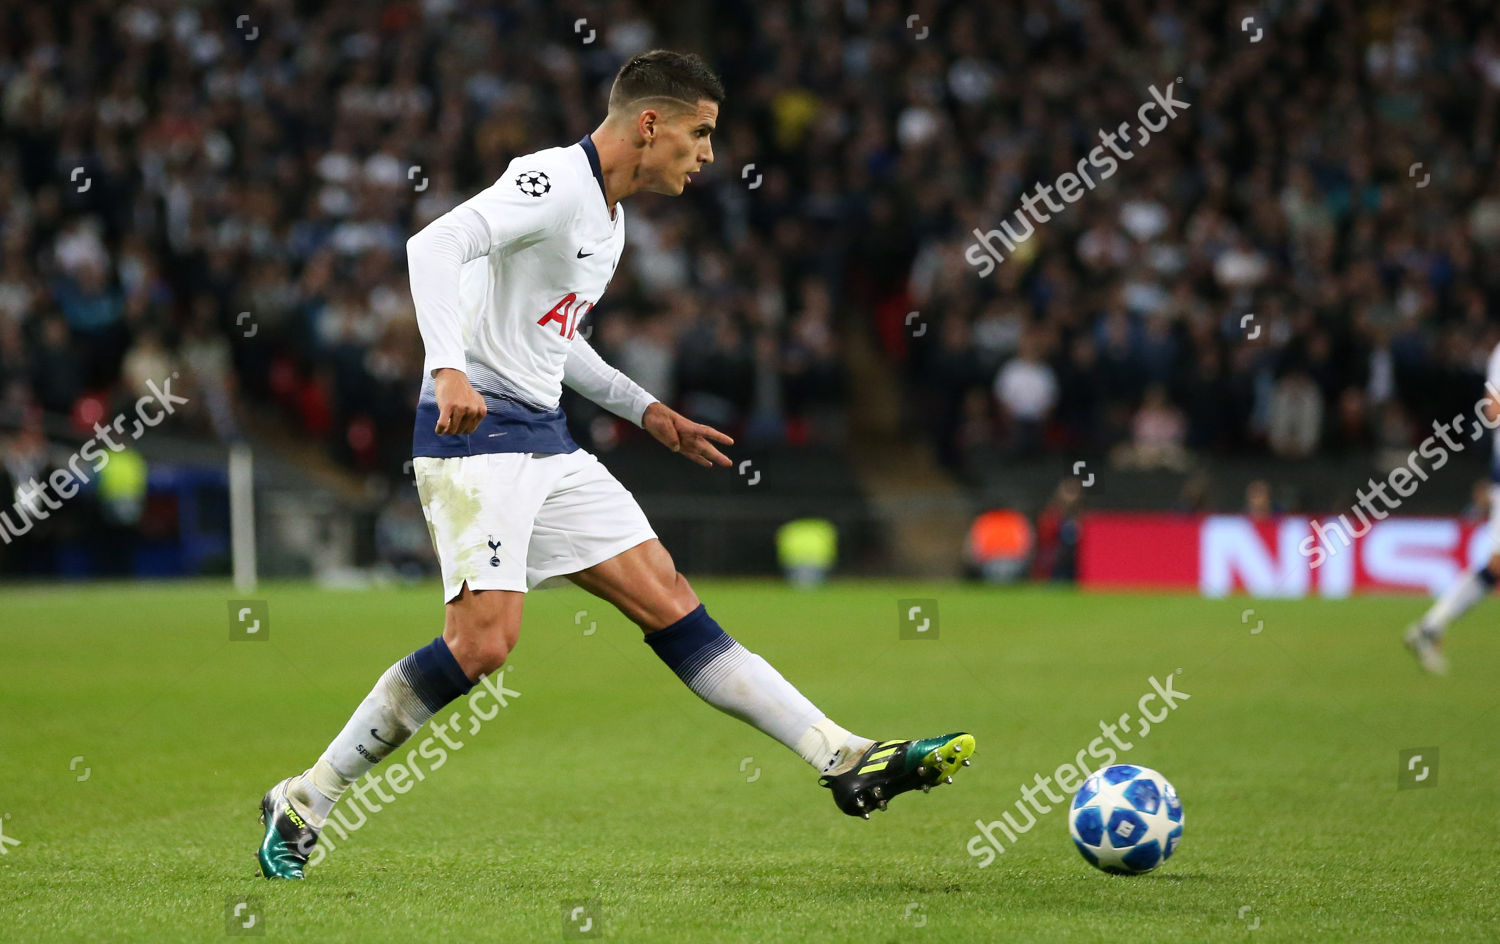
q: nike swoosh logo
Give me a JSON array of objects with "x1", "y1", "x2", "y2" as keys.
[
  {"x1": 576, "y1": 248, "x2": 594, "y2": 258},
  {"x1": 369, "y1": 728, "x2": 397, "y2": 748},
  {"x1": 488, "y1": 431, "x2": 508, "y2": 437}
]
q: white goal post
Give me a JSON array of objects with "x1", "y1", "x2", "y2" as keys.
[{"x1": 229, "y1": 443, "x2": 257, "y2": 593}]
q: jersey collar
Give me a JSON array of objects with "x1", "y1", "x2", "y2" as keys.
[{"x1": 576, "y1": 134, "x2": 611, "y2": 215}]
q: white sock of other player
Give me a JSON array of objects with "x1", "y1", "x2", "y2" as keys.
[
  {"x1": 288, "y1": 636, "x2": 474, "y2": 827},
  {"x1": 644, "y1": 604, "x2": 875, "y2": 775},
  {"x1": 1419, "y1": 565, "x2": 1496, "y2": 635}
]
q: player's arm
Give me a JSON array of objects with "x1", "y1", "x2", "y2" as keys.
[
  {"x1": 641, "y1": 400, "x2": 734, "y2": 468},
  {"x1": 562, "y1": 339, "x2": 733, "y2": 467},
  {"x1": 562, "y1": 337, "x2": 658, "y2": 425},
  {"x1": 407, "y1": 207, "x2": 491, "y2": 434},
  {"x1": 1482, "y1": 391, "x2": 1500, "y2": 426},
  {"x1": 408, "y1": 168, "x2": 572, "y2": 435}
]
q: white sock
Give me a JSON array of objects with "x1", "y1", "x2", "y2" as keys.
[
  {"x1": 646, "y1": 606, "x2": 874, "y2": 772},
  {"x1": 290, "y1": 638, "x2": 473, "y2": 827},
  {"x1": 796, "y1": 717, "x2": 876, "y2": 775},
  {"x1": 288, "y1": 759, "x2": 343, "y2": 826},
  {"x1": 1421, "y1": 568, "x2": 1493, "y2": 634}
]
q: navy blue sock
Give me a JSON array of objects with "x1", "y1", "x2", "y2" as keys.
[
  {"x1": 398, "y1": 636, "x2": 474, "y2": 713},
  {"x1": 1479, "y1": 566, "x2": 1497, "y2": 589},
  {"x1": 643, "y1": 604, "x2": 739, "y2": 691}
]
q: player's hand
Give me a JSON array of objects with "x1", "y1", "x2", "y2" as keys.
[
  {"x1": 642, "y1": 402, "x2": 734, "y2": 468},
  {"x1": 433, "y1": 368, "x2": 487, "y2": 435}
]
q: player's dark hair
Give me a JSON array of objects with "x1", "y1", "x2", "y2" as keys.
[{"x1": 608, "y1": 50, "x2": 724, "y2": 112}]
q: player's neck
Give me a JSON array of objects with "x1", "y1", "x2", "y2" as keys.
[{"x1": 588, "y1": 126, "x2": 642, "y2": 214}]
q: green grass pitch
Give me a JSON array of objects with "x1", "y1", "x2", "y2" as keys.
[{"x1": 1, "y1": 580, "x2": 1497, "y2": 941}]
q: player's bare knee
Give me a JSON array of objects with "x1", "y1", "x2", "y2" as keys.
[
  {"x1": 469, "y1": 637, "x2": 512, "y2": 677},
  {"x1": 444, "y1": 624, "x2": 512, "y2": 679},
  {"x1": 443, "y1": 589, "x2": 519, "y2": 678}
]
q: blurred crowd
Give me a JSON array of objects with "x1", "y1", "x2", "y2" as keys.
[
  {"x1": 2, "y1": 0, "x2": 1498, "y2": 486},
  {"x1": 0, "y1": 0, "x2": 850, "y2": 480},
  {"x1": 902, "y1": 0, "x2": 1500, "y2": 473}
]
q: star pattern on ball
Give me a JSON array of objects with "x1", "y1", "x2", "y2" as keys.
[
  {"x1": 515, "y1": 170, "x2": 551, "y2": 197},
  {"x1": 1070, "y1": 768, "x2": 1183, "y2": 874}
]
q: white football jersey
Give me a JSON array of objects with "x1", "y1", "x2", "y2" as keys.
[
  {"x1": 449, "y1": 142, "x2": 624, "y2": 404},
  {"x1": 408, "y1": 137, "x2": 647, "y2": 457}
]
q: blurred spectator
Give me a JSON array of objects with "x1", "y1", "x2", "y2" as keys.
[
  {"x1": 992, "y1": 332, "x2": 1057, "y2": 456},
  {"x1": 31, "y1": 316, "x2": 84, "y2": 414},
  {"x1": 1245, "y1": 479, "x2": 1276, "y2": 521},
  {"x1": 179, "y1": 307, "x2": 238, "y2": 440},
  {"x1": 121, "y1": 329, "x2": 176, "y2": 403},
  {"x1": 1461, "y1": 479, "x2": 1491, "y2": 524},
  {"x1": 1114, "y1": 383, "x2": 1190, "y2": 471},
  {"x1": 1031, "y1": 479, "x2": 1083, "y2": 582},
  {"x1": 0, "y1": 419, "x2": 60, "y2": 573},
  {"x1": 1267, "y1": 369, "x2": 1324, "y2": 459},
  {"x1": 1175, "y1": 471, "x2": 1212, "y2": 514},
  {"x1": 52, "y1": 260, "x2": 124, "y2": 383},
  {"x1": 781, "y1": 281, "x2": 846, "y2": 444}
]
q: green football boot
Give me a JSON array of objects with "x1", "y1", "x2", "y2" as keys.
[
  {"x1": 819, "y1": 733, "x2": 976, "y2": 818},
  {"x1": 257, "y1": 777, "x2": 320, "y2": 879}
]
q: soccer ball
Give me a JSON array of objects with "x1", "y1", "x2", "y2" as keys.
[{"x1": 1068, "y1": 764, "x2": 1183, "y2": 875}]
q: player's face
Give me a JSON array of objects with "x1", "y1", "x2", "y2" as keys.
[{"x1": 643, "y1": 99, "x2": 716, "y2": 196}]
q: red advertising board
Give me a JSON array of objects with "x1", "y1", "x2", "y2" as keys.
[{"x1": 1078, "y1": 513, "x2": 1490, "y2": 597}]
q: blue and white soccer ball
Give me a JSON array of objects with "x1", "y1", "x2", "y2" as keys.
[{"x1": 1068, "y1": 764, "x2": 1183, "y2": 875}]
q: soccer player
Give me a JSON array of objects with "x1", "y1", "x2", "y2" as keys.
[
  {"x1": 256, "y1": 50, "x2": 975, "y2": 879},
  {"x1": 1405, "y1": 343, "x2": 1500, "y2": 674}
]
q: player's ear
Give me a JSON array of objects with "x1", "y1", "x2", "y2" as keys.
[{"x1": 639, "y1": 109, "x2": 656, "y2": 144}]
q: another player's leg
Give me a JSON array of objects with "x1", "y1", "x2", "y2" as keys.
[
  {"x1": 569, "y1": 539, "x2": 975, "y2": 817},
  {"x1": 257, "y1": 585, "x2": 522, "y2": 878},
  {"x1": 1406, "y1": 554, "x2": 1497, "y2": 674}
]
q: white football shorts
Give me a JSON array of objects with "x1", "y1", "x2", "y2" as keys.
[{"x1": 413, "y1": 450, "x2": 656, "y2": 601}]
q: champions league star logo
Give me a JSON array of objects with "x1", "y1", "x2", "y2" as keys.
[
  {"x1": 488, "y1": 537, "x2": 502, "y2": 567},
  {"x1": 515, "y1": 170, "x2": 550, "y2": 197}
]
